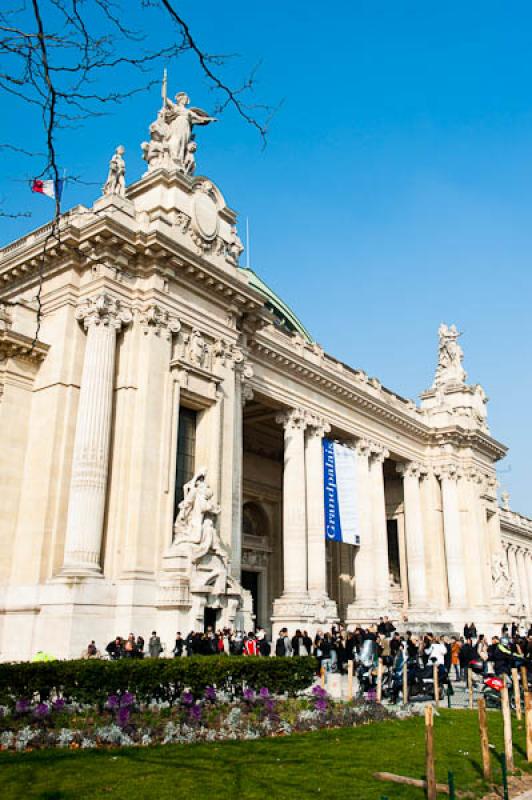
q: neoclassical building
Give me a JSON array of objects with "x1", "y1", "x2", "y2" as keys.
[{"x1": 0, "y1": 96, "x2": 531, "y2": 660}]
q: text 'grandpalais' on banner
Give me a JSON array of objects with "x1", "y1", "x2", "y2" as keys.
[{"x1": 323, "y1": 439, "x2": 360, "y2": 545}]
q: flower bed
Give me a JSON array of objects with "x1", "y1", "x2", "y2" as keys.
[{"x1": 0, "y1": 685, "x2": 394, "y2": 752}]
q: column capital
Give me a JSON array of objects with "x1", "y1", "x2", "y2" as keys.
[
  {"x1": 138, "y1": 303, "x2": 180, "y2": 339},
  {"x1": 275, "y1": 407, "x2": 308, "y2": 432},
  {"x1": 353, "y1": 438, "x2": 371, "y2": 457},
  {"x1": 369, "y1": 443, "x2": 390, "y2": 464},
  {"x1": 306, "y1": 413, "x2": 331, "y2": 438},
  {"x1": 434, "y1": 462, "x2": 462, "y2": 481},
  {"x1": 76, "y1": 293, "x2": 132, "y2": 332},
  {"x1": 396, "y1": 461, "x2": 427, "y2": 480},
  {"x1": 465, "y1": 466, "x2": 484, "y2": 484}
]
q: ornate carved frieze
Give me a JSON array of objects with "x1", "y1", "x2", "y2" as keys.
[{"x1": 76, "y1": 293, "x2": 132, "y2": 332}]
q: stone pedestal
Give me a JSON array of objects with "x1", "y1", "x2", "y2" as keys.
[{"x1": 60, "y1": 294, "x2": 131, "y2": 576}]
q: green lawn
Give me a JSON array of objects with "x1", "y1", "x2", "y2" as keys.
[{"x1": 1, "y1": 709, "x2": 530, "y2": 799}]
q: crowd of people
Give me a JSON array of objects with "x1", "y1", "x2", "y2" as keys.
[{"x1": 80, "y1": 617, "x2": 532, "y2": 680}]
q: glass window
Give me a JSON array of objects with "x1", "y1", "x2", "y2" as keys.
[{"x1": 174, "y1": 407, "x2": 197, "y2": 518}]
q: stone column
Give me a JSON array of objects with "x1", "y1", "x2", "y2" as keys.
[
  {"x1": 396, "y1": 462, "x2": 429, "y2": 610},
  {"x1": 345, "y1": 439, "x2": 379, "y2": 623},
  {"x1": 507, "y1": 544, "x2": 521, "y2": 610},
  {"x1": 517, "y1": 548, "x2": 530, "y2": 616},
  {"x1": 305, "y1": 416, "x2": 330, "y2": 598},
  {"x1": 230, "y1": 356, "x2": 253, "y2": 582},
  {"x1": 526, "y1": 553, "x2": 532, "y2": 612},
  {"x1": 61, "y1": 293, "x2": 131, "y2": 575},
  {"x1": 370, "y1": 445, "x2": 391, "y2": 611},
  {"x1": 437, "y1": 464, "x2": 468, "y2": 609},
  {"x1": 275, "y1": 407, "x2": 309, "y2": 597}
]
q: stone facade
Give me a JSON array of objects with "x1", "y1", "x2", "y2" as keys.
[{"x1": 0, "y1": 101, "x2": 530, "y2": 660}]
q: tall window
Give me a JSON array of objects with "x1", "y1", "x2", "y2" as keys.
[{"x1": 174, "y1": 407, "x2": 197, "y2": 518}]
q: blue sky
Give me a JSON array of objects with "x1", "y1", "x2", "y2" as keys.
[{"x1": 1, "y1": 2, "x2": 531, "y2": 512}]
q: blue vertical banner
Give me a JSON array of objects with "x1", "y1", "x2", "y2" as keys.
[{"x1": 323, "y1": 439, "x2": 360, "y2": 545}]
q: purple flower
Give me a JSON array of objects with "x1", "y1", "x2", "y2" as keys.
[
  {"x1": 15, "y1": 699, "x2": 30, "y2": 714},
  {"x1": 189, "y1": 704, "x2": 202, "y2": 722},
  {"x1": 106, "y1": 694, "x2": 119, "y2": 710},
  {"x1": 265, "y1": 698, "x2": 276, "y2": 713},
  {"x1": 117, "y1": 706, "x2": 130, "y2": 728},
  {"x1": 243, "y1": 688, "x2": 255, "y2": 702},
  {"x1": 204, "y1": 686, "x2": 217, "y2": 702},
  {"x1": 121, "y1": 691, "x2": 135, "y2": 707},
  {"x1": 259, "y1": 687, "x2": 270, "y2": 699},
  {"x1": 181, "y1": 691, "x2": 194, "y2": 706},
  {"x1": 34, "y1": 702, "x2": 50, "y2": 719},
  {"x1": 312, "y1": 685, "x2": 327, "y2": 699},
  {"x1": 315, "y1": 699, "x2": 328, "y2": 712},
  {"x1": 52, "y1": 698, "x2": 65, "y2": 711}
]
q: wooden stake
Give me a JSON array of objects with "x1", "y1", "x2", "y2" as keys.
[
  {"x1": 376, "y1": 657, "x2": 383, "y2": 704},
  {"x1": 403, "y1": 659, "x2": 408, "y2": 704},
  {"x1": 425, "y1": 705, "x2": 437, "y2": 800},
  {"x1": 512, "y1": 667, "x2": 522, "y2": 720},
  {"x1": 525, "y1": 691, "x2": 532, "y2": 762},
  {"x1": 478, "y1": 697, "x2": 491, "y2": 781},
  {"x1": 433, "y1": 662, "x2": 440, "y2": 707},
  {"x1": 521, "y1": 665, "x2": 529, "y2": 699},
  {"x1": 320, "y1": 665, "x2": 325, "y2": 689},
  {"x1": 467, "y1": 668, "x2": 473, "y2": 710},
  {"x1": 501, "y1": 684, "x2": 514, "y2": 772},
  {"x1": 347, "y1": 659, "x2": 353, "y2": 701}
]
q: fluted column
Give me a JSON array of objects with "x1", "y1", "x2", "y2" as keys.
[
  {"x1": 352, "y1": 439, "x2": 376, "y2": 610},
  {"x1": 276, "y1": 407, "x2": 308, "y2": 596},
  {"x1": 397, "y1": 462, "x2": 429, "y2": 609},
  {"x1": 370, "y1": 445, "x2": 391, "y2": 610},
  {"x1": 436, "y1": 464, "x2": 468, "y2": 608},
  {"x1": 61, "y1": 293, "x2": 131, "y2": 575},
  {"x1": 507, "y1": 544, "x2": 521, "y2": 609},
  {"x1": 517, "y1": 548, "x2": 530, "y2": 615},
  {"x1": 526, "y1": 553, "x2": 532, "y2": 612},
  {"x1": 231, "y1": 357, "x2": 253, "y2": 582},
  {"x1": 305, "y1": 416, "x2": 331, "y2": 597}
]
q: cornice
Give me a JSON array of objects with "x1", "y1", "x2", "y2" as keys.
[
  {"x1": 0, "y1": 329, "x2": 49, "y2": 364},
  {"x1": 249, "y1": 334, "x2": 432, "y2": 441},
  {"x1": 500, "y1": 508, "x2": 532, "y2": 539}
]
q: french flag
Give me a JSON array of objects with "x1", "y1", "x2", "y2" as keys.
[{"x1": 31, "y1": 178, "x2": 64, "y2": 201}]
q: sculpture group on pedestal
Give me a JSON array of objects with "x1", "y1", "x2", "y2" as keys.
[
  {"x1": 433, "y1": 323, "x2": 467, "y2": 388},
  {"x1": 164, "y1": 469, "x2": 248, "y2": 621},
  {"x1": 142, "y1": 90, "x2": 216, "y2": 175}
]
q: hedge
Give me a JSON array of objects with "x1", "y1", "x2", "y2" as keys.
[{"x1": 0, "y1": 656, "x2": 318, "y2": 709}]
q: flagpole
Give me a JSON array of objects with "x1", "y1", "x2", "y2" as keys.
[{"x1": 246, "y1": 216, "x2": 250, "y2": 269}]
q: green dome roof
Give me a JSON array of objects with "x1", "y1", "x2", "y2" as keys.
[{"x1": 238, "y1": 268, "x2": 313, "y2": 343}]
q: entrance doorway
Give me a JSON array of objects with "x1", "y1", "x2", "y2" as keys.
[
  {"x1": 203, "y1": 607, "x2": 217, "y2": 632},
  {"x1": 241, "y1": 570, "x2": 259, "y2": 628}
]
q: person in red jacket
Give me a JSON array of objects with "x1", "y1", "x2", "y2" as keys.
[{"x1": 243, "y1": 633, "x2": 259, "y2": 656}]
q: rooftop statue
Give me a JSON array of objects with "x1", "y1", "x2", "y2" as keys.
[
  {"x1": 433, "y1": 323, "x2": 467, "y2": 388},
  {"x1": 142, "y1": 74, "x2": 216, "y2": 174},
  {"x1": 102, "y1": 145, "x2": 126, "y2": 197}
]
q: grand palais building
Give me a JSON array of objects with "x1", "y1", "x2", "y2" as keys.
[{"x1": 0, "y1": 94, "x2": 531, "y2": 661}]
